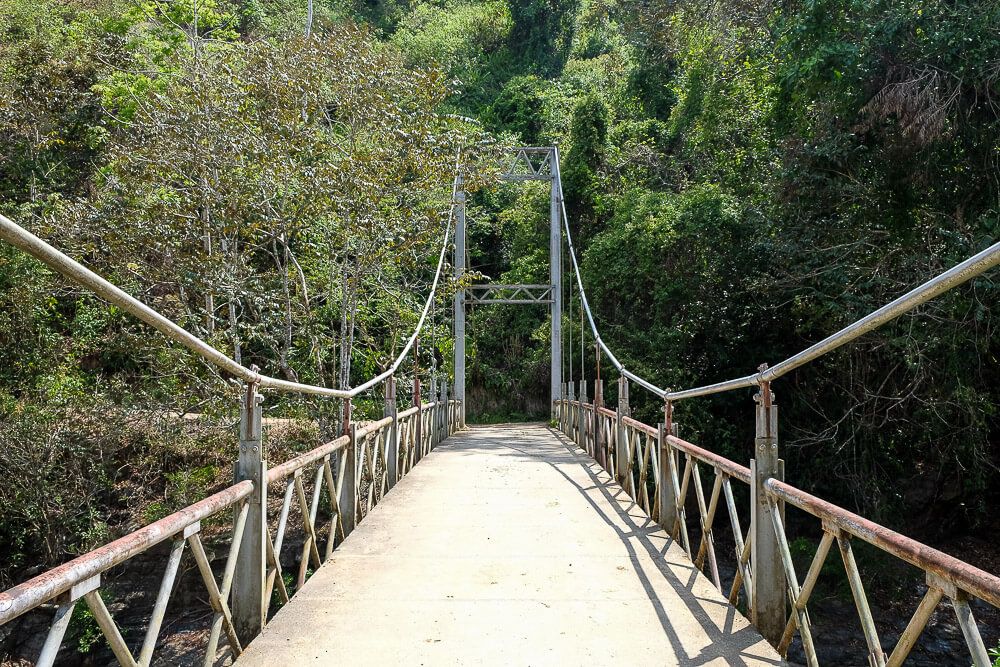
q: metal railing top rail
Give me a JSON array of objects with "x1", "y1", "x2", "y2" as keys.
[
  {"x1": 266, "y1": 433, "x2": 351, "y2": 484},
  {"x1": 264, "y1": 399, "x2": 444, "y2": 485},
  {"x1": 555, "y1": 141, "x2": 1000, "y2": 401},
  {"x1": 0, "y1": 165, "x2": 459, "y2": 400},
  {"x1": 562, "y1": 397, "x2": 1000, "y2": 612},
  {"x1": 0, "y1": 396, "x2": 462, "y2": 636},
  {"x1": 765, "y1": 476, "x2": 1000, "y2": 609},
  {"x1": 0, "y1": 480, "x2": 254, "y2": 625},
  {"x1": 565, "y1": 399, "x2": 752, "y2": 484},
  {"x1": 665, "y1": 433, "x2": 752, "y2": 485}
]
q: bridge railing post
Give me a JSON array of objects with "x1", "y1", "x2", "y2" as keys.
[
  {"x1": 413, "y1": 341, "x2": 422, "y2": 465},
  {"x1": 233, "y1": 379, "x2": 266, "y2": 644},
  {"x1": 429, "y1": 379, "x2": 438, "y2": 450},
  {"x1": 441, "y1": 380, "x2": 449, "y2": 441},
  {"x1": 428, "y1": 381, "x2": 435, "y2": 451},
  {"x1": 566, "y1": 381, "x2": 575, "y2": 435},
  {"x1": 342, "y1": 423, "x2": 358, "y2": 537},
  {"x1": 385, "y1": 376, "x2": 399, "y2": 490},
  {"x1": 437, "y1": 381, "x2": 443, "y2": 443},
  {"x1": 444, "y1": 381, "x2": 449, "y2": 438},
  {"x1": 436, "y1": 394, "x2": 441, "y2": 444},
  {"x1": 447, "y1": 391, "x2": 454, "y2": 435},
  {"x1": 751, "y1": 373, "x2": 785, "y2": 646},
  {"x1": 658, "y1": 399, "x2": 679, "y2": 535},
  {"x1": 578, "y1": 381, "x2": 587, "y2": 453},
  {"x1": 594, "y1": 378, "x2": 604, "y2": 470},
  {"x1": 616, "y1": 376, "x2": 630, "y2": 485}
]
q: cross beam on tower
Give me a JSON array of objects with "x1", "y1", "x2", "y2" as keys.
[
  {"x1": 501, "y1": 147, "x2": 556, "y2": 182},
  {"x1": 465, "y1": 284, "x2": 553, "y2": 305}
]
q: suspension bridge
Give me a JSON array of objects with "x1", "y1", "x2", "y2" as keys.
[{"x1": 0, "y1": 147, "x2": 999, "y2": 666}]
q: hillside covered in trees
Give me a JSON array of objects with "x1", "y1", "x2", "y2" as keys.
[
  {"x1": 368, "y1": 0, "x2": 1000, "y2": 536},
  {"x1": 1, "y1": 0, "x2": 999, "y2": 662},
  {"x1": 416, "y1": 0, "x2": 1000, "y2": 532}
]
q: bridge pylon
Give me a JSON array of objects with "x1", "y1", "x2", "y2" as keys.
[{"x1": 454, "y1": 147, "x2": 564, "y2": 420}]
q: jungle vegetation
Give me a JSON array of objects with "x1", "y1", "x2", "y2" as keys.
[{"x1": 0, "y1": 0, "x2": 998, "y2": 618}]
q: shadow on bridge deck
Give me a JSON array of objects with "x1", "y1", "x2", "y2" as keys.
[{"x1": 235, "y1": 423, "x2": 784, "y2": 666}]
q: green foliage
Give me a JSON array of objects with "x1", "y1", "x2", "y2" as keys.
[
  {"x1": 391, "y1": 0, "x2": 511, "y2": 75},
  {"x1": 69, "y1": 593, "x2": 106, "y2": 655},
  {"x1": 563, "y1": 93, "x2": 608, "y2": 235},
  {"x1": 788, "y1": 537, "x2": 851, "y2": 602},
  {"x1": 567, "y1": 94, "x2": 608, "y2": 168},
  {"x1": 0, "y1": 0, "x2": 108, "y2": 208},
  {"x1": 570, "y1": 0, "x2": 625, "y2": 60},
  {"x1": 485, "y1": 75, "x2": 546, "y2": 144},
  {"x1": 507, "y1": 0, "x2": 580, "y2": 76},
  {"x1": 164, "y1": 465, "x2": 219, "y2": 510}
]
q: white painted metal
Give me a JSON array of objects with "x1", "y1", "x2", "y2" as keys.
[
  {"x1": 550, "y1": 151, "x2": 563, "y2": 410},
  {"x1": 465, "y1": 284, "x2": 553, "y2": 304},
  {"x1": 454, "y1": 171, "x2": 466, "y2": 426},
  {"x1": 233, "y1": 384, "x2": 266, "y2": 643},
  {"x1": 751, "y1": 398, "x2": 785, "y2": 645}
]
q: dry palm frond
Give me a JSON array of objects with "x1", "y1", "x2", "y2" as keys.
[{"x1": 861, "y1": 65, "x2": 962, "y2": 145}]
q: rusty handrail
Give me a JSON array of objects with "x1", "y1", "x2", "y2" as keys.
[
  {"x1": 0, "y1": 480, "x2": 253, "y2": 625},
  {"x1": 398, "y1": 405, "x2": 420, "y2": 420},
  {"x1": 265, "y1": 401, "x2": 450, "y2": 485},
  {"x1": 267, "y1": 436, "x2": 351, "y2": 484},
  {"x1": 666, "y1": 434, "x2": 752, "y2": 485},
  {"x1": 620, "y1": 414, "x2": 657, "y2": 436},
  {"x1": 765, "y1": 477, "x2": 1000, "y2": 608}
]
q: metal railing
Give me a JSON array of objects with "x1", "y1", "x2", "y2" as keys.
[
  {"x1": 0, "y1": 482, "x2": 254, "y2": 665},
  {"x1": 0, "y1": 165, "x2": 466, "y2": 664},
  {"x1": 554, "y1": 141, "x2": 1000, "y2": 663},
  {"x1": 0, "y1": 393, "x2": 460, "y2": 666},
  {"x1": 555, "y1": 397, "x2": 1000, "y2": 666}
]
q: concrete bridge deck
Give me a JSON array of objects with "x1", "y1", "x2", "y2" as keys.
[{"x1": 236, "y1": 423, "x2": 783, "y2": 666}]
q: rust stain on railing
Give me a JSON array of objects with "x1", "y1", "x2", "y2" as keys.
[
  {"x1": 765, "y1": 477, "x2": 1000, "y2": 609},
  {"x1": 0, "y1": 399, "x2": 462, "y2": 667},
  {"x1": 0, "y1": 480, "x2": 253, "y2": 625}
]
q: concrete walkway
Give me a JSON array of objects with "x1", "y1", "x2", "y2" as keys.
[{"x1": 237, "y1": 424, "x2": 784, "y2": 666}]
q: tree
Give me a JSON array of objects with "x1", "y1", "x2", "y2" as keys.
[{"x1": 563, "y1": 93, "x2": 608, "y2": 239}]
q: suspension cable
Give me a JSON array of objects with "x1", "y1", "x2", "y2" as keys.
[
  {"x1": 552, "y1": 148, "x2": 668, "y2": 398},
  {"x1": 551, "y1": 145, "x2": 1000, "y2": 402},
  {"x1": 580, "y1": 288, "x2": 585, "y2": 392},
  {"x1": 0, "y1": 153, "x2": 464, "y2": 400},
  {"x1": 568, "y1": 236, "x2": 574, "y2": 390}
]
